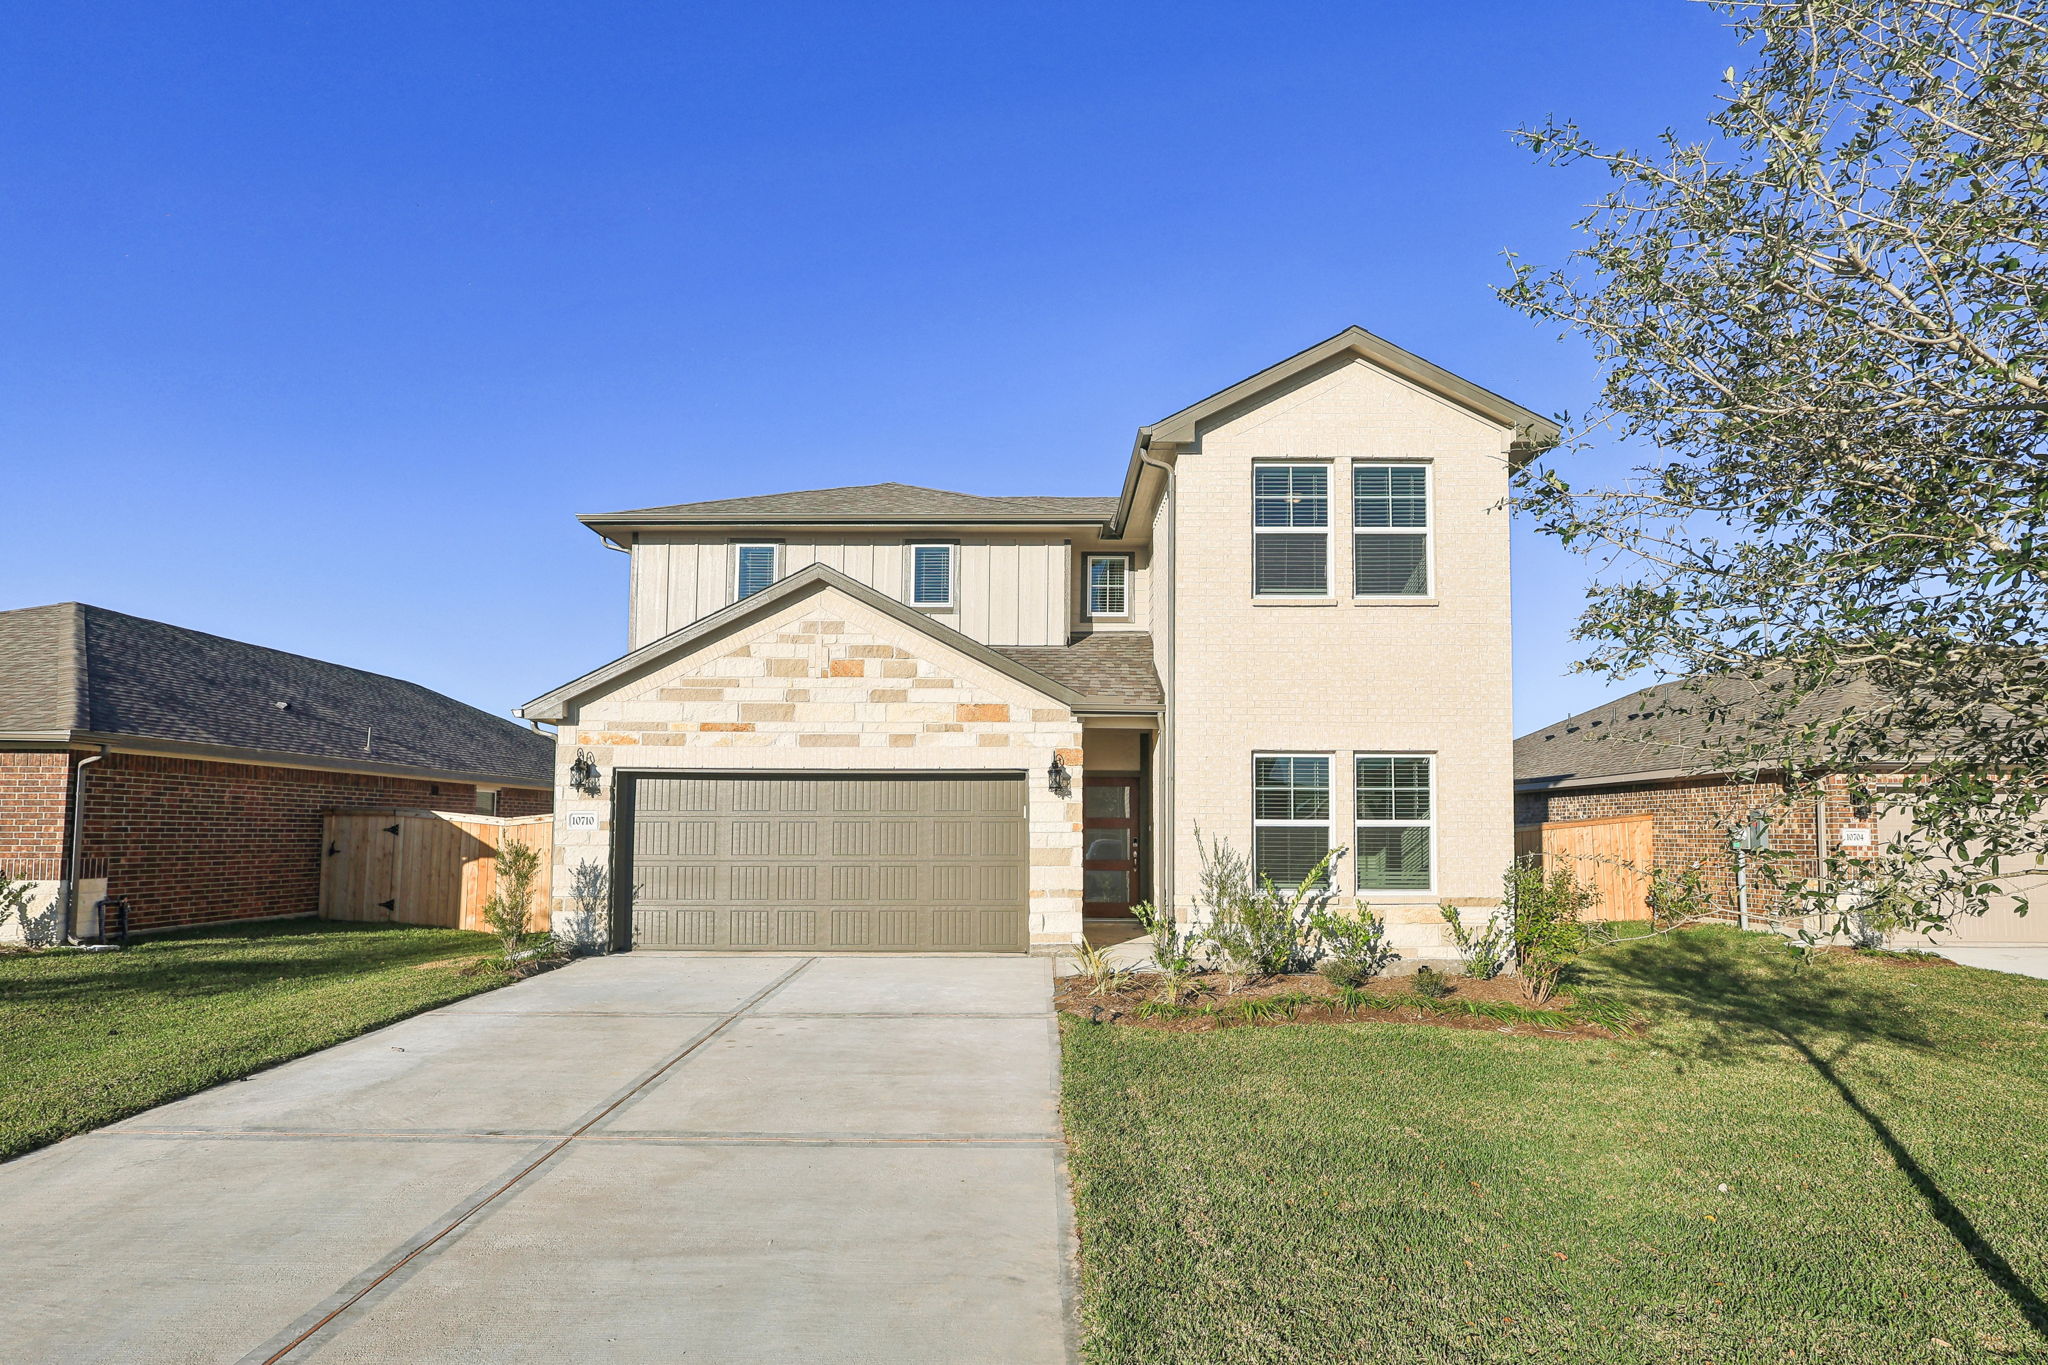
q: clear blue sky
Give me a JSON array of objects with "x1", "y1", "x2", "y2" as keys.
[{"x1": 2, "y1": 2, "x2": 1739, "y2": 731}]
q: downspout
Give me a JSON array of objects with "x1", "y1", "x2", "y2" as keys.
[{"x1": 61, "y1": 745, "x2": 108, "y2": 945}]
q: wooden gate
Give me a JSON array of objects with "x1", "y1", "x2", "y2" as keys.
[
  {"x1": 321, "y1": 811, "x2": 552, "y2": 931},
  {"x1": 1513, "y1": 812, "x2": 1654, "y2": 921}
]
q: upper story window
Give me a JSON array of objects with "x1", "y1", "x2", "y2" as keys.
[
  {"x1": 1353, "y1": 464, "x2": 1430, "y2": 596},
  {"x1": 1252, "y1": 753, "x2": 1331, "y2": 886},
  {"x1": 734, "y1": 543, "x2": 781, "y2": 600},
  {"x1": 1252, "y1": 464, "x2": 1329, "y2": 597},
  {"x1": 1085, "y1": 554, "x2": 1130, "y2": 618},
  {"x1": 907, "y1": 543, "x2": 955, "y2": 608}
]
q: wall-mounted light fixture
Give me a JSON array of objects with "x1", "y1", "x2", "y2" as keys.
[
  {"x1": 1047, "y1": 753, "x2": 1071, "y2": 798},
  {"x1": 569, "y1": 749, "x2": 604, "y2": 797}
]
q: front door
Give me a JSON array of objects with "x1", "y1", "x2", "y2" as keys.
[{"x1": 1082, "y1": 775, "x2": 1141, "y2": 918}]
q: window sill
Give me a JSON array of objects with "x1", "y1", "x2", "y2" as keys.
[
  {"x1": 1251, "y1": 596, "x2": 1337, "y2": 607},
  {"x1": 1351, "y1": 597, "x2": 1439, "y2": 607}
]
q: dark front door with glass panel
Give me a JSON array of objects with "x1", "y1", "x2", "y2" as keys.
[{"x1": 1082, "y1": 775, "x2": 1141, "y2": 918}]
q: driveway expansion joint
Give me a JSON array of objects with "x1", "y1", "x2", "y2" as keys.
[{"x1": 248, "y1": 956, "x2": 820, "y2": 1364}]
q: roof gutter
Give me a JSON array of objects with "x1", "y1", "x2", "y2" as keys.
[
  {"x1": 1106, "y1": 431, "x2": 1169, "y2": 539},
  {"x1": 9, "y1": 732, "x2": 551, "y2": 792}
]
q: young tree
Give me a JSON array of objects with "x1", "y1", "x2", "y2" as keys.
[
  {"x1": 481, "y1": 838, "x2": 545, "y2": 960},
  {"x1": 1502, "y1": 0, "x2": 2048, "y2": 930}
]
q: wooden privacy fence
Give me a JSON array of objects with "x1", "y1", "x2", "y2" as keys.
[
  {"x1": 320, "y1": 810, "x2": 553, "y2": 932},
  {"x1": 1513, "y1": 812, "x2": 1654, "y2": 921}
]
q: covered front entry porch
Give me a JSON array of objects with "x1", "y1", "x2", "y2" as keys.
[{"x1": 1080, "y1": 720, "x2": 1156, "y2": 943}]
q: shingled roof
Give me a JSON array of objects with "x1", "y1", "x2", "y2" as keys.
[
  {"x1": 0, "y1": 603, "x2": 552, "y2": 787},
  {"x1": 1515, "y1": 672, "x2": 1883, "y2": 790},
  {"x1": 994, "y1": 633, "x2": 1163, "y2": 708},
  {"x1": 583, "y1": 482, "x2": 1119, "y2": 525}
]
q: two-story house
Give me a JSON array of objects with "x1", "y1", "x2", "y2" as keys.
[{"x1": 519, "y1": 327, "x2": 1556, "y2": 956}]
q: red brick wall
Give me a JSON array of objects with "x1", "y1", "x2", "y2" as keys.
[
  {"x1": 497, "y1": 786, "x2": 553, "y2": 818},
  {"x1": 76, "y1": 752, "x2": 549, "y2": 934},
  {"x1": 1516, "y1": 773, "x2": 1871, "y2": 919},
  {"x1": 0, "y1": 751, "x2": 72, "y2": 872}
]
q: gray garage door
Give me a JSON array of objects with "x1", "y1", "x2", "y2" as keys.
[{"x1": 625, "y1": 772, "x2": 1029, "y2": 952}]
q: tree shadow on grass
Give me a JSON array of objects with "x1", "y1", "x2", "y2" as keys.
[{"x1": 1577, "y1": 926, "x2": 2048, "y2": 1342}]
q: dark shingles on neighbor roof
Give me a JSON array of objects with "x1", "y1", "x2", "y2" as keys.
[
  {"x1": 0, "y1": 604, "x2": 85, "y2": 734},
  {"x1": 1514, "y1": 672, "x2": 1882, "y2": 788},
  {"x1": 994, "y1": 633, "x2": 1162, "y2": 707},
  {"x1": 588, "y1": 482, "x2": 1120, "y2": 522},
  {"x1": 0, "y1": 603, "x2": 552, "y2": 786}
]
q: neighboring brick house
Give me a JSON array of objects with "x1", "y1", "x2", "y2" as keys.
[
  {"x1": 1515, "y1": 676, "x2": 2047, "y2": 945},
  {"x1": 520, "y1": 326, "x2": 1557, "y2": 956},
  {"x1": 0, "y1": 603, "x2": 552, "y2": 939}
]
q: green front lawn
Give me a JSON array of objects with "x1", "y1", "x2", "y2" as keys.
[
  {"x1": 1062, "y1": 928, "x2": 2048, "y2": 1364},
  {"x1": 0, "y1": 919, "x2": 511, "y2": 1160}
]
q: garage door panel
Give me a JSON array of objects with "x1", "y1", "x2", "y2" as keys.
[
  {"x1": 628, "y1": 772, "x2": 1028, "y2": 952},
  {"x1": 634, "y1": 908, "x2": 718, "y2": 948}
]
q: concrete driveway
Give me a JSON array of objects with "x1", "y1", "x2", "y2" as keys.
[{"x1": 3, "y1": 954, "x2": 1076, "y2": 1364}]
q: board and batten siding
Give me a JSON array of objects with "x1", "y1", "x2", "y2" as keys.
[{"x1": 628, "y1": 534, "x2": 1075, "y2": 648}]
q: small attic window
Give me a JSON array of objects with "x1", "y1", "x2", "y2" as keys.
[
  {"x1": 907, "y1": 543, "x2": 955, "y2": 608},
  {"x1": 734, "y1": 543, "x2": 781, "y2": 600}
]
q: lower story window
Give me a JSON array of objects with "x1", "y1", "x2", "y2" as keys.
[
  {"x1": 1252, "y1": 753, "x2": 1331, "y2": 886},
  {"x1": 1356, "y1": 754, "x2": 1432, "y2": 891}
]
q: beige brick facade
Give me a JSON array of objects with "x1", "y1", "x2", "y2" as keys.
[
  {"x1": 547, "y1": 585, "x2": 1084, "y2": 948},
  {"x1": 1156, "y1": 356, "x2": 1516, "y2": 957}
]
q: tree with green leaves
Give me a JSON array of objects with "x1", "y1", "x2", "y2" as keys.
[
  {"x1": 481, "y1": 838, "x2": 545, "y2": 961},
  {"x1": 1502, "y1": 0, "x2": 2048, "y2": 932}
]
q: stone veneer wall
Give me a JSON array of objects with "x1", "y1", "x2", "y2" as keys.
[{"x1": 549, "y1": 589, "x2": 1085, "y2": 951}]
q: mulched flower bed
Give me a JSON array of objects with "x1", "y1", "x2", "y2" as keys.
[{"x1": 1055, "y1": 970, "x2": 1639, "y2": 1039}]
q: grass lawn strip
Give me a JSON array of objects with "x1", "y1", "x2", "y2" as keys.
[
  {"x1": 0, "y1": 919, "x2": 513, "y2": 1160},
  {"x1": 1061, "y1": 926, "x2": 2048, "y2": 1364}
]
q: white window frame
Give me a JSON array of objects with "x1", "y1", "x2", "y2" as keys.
[
  {"x1": 1251, "y1": 461, "x2": 1333, "y2": 599},
  {"x1": 1354, "y1": 752, "x2": 1436, "y2": 895},
  {"x1": 904, "y1": 541, "x2": 956, "y2": 610},
  {"x1": 732, "y1": 542, "x2": 782, "y2": 601},
  {"x1": 1351, "y1": 461, "x2": 1433, "y2": 599},
  {"x1": 1251, "y1": 751, "x2": 1335, "y2": 888},
  {"x1": 1084, "y1": 553, "x2": 1132, "y2": 620}
]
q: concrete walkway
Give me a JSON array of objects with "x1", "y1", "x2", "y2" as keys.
[
  {"x1": 3, "y1": 955, "x2": 1077, "y2": 1364},
  {"x1": 1933, "y1": 945, "x2": 2048, "y2": 981}
]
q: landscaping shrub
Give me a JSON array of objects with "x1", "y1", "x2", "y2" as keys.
[
  {"x1": 1410, "y1": 966, "x2": 1453, "y2": 999},
  {"x1": 1503, "y1": 857, "x2": 1603, "y2": 1004},
  {"x1": 1438, "y1": 904, "x2": 1511, "y2": 979},
  {"x1": 1071, "y1": 938, "x2": 1134, "y2": 996},
  {"x1": 481, "y1": 839, "x2": 545, "y2": 961},
  {"x1": 1316, "y1": 958, "x2": 1372, "y2": 989},
  {"x1": 1192, "y1": 828, "x2": 1338, "y2": 987},
  {"x1": 1306, "y1": 903, "x2": 1396, "y2": 983},
  {"x1": 1131, "y1": 899, "x2": 1201, "y2": 1003}
]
